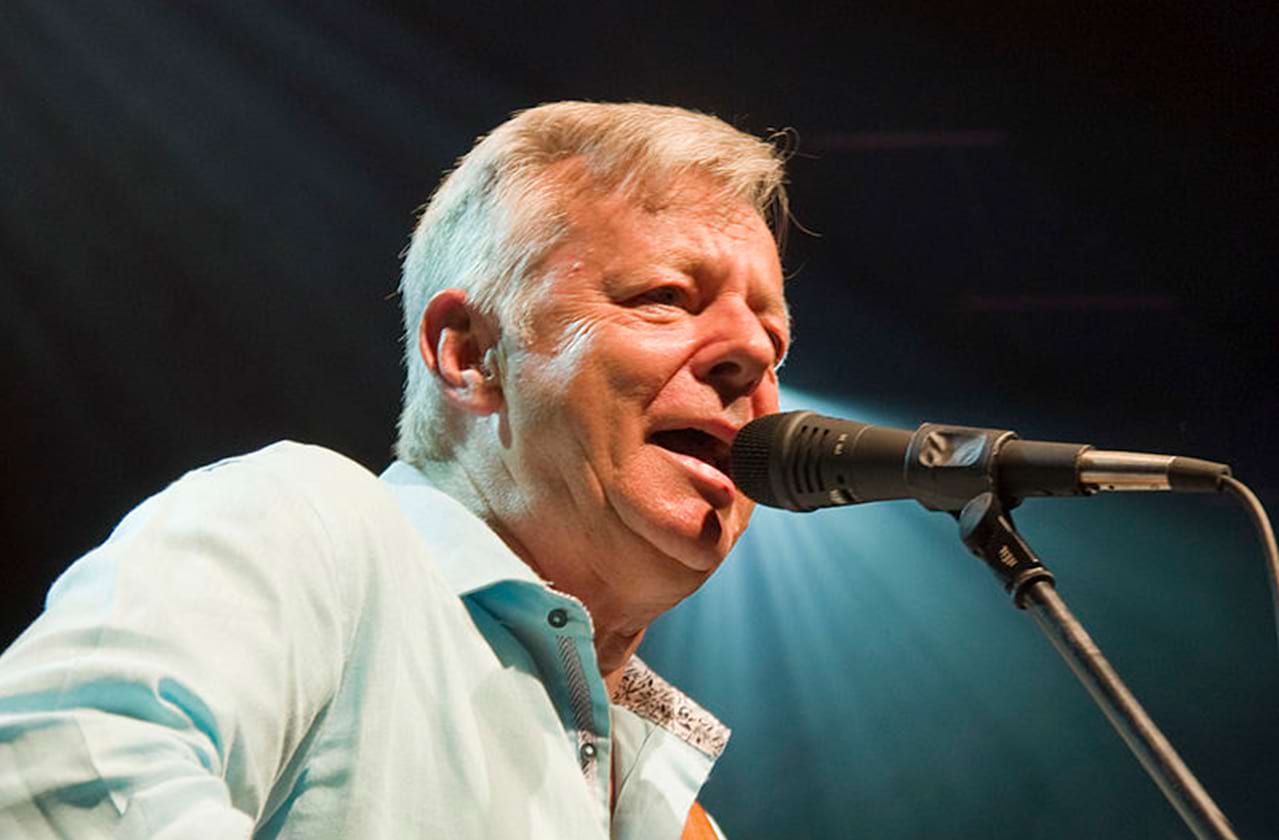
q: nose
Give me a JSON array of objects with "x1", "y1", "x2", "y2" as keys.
[{"x1": 691, "y1": 297, "x2": 779, "y2": 405}]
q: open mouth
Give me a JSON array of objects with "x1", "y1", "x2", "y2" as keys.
[{"x1": 649, "y1": 428, "x2": 732, "y2": 478}]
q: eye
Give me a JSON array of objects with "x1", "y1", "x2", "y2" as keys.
[
  {"x1": 637, "y1": 285, "x2": 692, "y2": 308},
  {"x1": 768, "y1": 330, "x2": 789, "y2": 368}
]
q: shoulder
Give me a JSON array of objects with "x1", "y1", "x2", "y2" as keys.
[
  {"x1": 186, "y1": 440, "x2": 382, "y2": 500},
  {"x1": 177, "y1": 440, "x2": 419, "y2": 573},
  {"x1": 45, "y1": 442, "x2": 425, "y2": 643},
  {"x1": 145, "y1": 441, "x2": 397, "y2": 538},
  {"x1": 69, "y1": 442, "x2": 415, "y2": 603}
]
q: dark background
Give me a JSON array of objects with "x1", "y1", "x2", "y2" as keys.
[{"x1": 3, "y1": 3, "x2": 1276, "y2": 837}]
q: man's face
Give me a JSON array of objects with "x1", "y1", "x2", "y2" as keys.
[{"x1": 492, "y1": 172, "x2": 789, "y2": 603}]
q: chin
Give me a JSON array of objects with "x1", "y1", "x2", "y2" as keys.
[
  {"x1": 607, "y1": 462, "x2": 749, "y2": 577},
  {"x1": 632, "y1": 499, "x2": 739, "y2": 575}
]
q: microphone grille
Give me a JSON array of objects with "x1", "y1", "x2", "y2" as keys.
[{"x1": 730, "y1": 412, "x2": 795, "y2": 508}]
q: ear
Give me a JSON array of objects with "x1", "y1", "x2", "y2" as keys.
[{"x1": 417, "y1": 288, "x2": 504, "y2": 416}]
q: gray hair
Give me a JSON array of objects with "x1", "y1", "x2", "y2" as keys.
[{"x1": 395, "y1": 101, "x2": 790, "y2": 467}]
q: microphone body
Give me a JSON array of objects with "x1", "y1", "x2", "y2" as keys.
[{"x1": 730, "y1": 411, "x2": 1230, "y2": 513}]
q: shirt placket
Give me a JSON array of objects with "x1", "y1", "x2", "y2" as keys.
[{"x1": 537, "y1": 599, "x2": 614, "y2": 830}]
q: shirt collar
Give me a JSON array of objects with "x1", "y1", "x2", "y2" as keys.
[
  {"x1": 379, "y1": 460, "x2": 543, "y2": 596},
  {"x1": 616, "y1": 658, "x2": 730, "y2": 760}
]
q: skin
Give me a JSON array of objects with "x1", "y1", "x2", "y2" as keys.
[{"x1": 418, "y1": 168, "x2": 789, "y2": 697}]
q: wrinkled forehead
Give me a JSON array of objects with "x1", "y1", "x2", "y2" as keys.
[
  {"x1": 498, "y1": 156, "x2": 787, "y2": 337},
  {"x1": 544, "y1": 164, "x2": 780, "y2": 277}
]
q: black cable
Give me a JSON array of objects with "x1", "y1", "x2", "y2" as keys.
[{"x1": 1220, "y1": 476, "x2": 1279, "y2": 657}]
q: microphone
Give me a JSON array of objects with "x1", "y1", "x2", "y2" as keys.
[{"x1": 730, "y1": 410, "x2": 1232, "y2": 513}]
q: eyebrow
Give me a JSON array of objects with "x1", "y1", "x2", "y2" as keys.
[{"x1": 604, "y1": 243, "x2": 790, "y2": 328}]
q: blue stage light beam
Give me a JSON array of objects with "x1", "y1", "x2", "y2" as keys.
[{"x1": 640, "y1": 385, "x2": 1272, "y2": 839}]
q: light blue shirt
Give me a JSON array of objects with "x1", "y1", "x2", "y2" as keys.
[{"x1": 0, "y1": 442, "x2": 729, "y2": 838}]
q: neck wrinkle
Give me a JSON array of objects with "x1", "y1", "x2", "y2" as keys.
[{"x1": 425, "y1": 454, "x2": 677, "y2": 689}]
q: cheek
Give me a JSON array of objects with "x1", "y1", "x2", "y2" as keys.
[
  {"x1": 559, "y1": 327, "x2": 685, "y2": 404},
  {"x1": 754, "y1": 371, "x2": 781, "y2": 414},
  {"x1": 523, "y1": 333, "x2": 650, "y2": 455}
]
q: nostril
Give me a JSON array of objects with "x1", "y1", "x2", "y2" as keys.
[
  {"x1": 708, "y1": 360, "x2": 741, "y2": 379},
  {"x1": 695, "y1": 334, "x2": 773, "y2": 403}
]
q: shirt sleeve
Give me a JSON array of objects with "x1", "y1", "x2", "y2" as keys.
[{"x1": 0, "y1": 447, "x2": 357, "y2": 838}]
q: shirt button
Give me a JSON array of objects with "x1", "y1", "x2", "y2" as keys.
[
  {"x1": 547, "y1": 608, "x2": 568, "y2": 628},
  {"x1": 579, "y1": 742, "x2": 597, "y2": 762}
]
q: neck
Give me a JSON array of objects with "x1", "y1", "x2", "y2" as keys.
[
  {"x1": 421, "y1": 457, "x2": 693, "y2": 695},
  {"x1": 600, "y1": 627, "x2": 647, "y2": 696},
  {"x1": 527, "y1": 554, "x2": 689, "y2": 692},
  {"x1": 522, "y1": 547, "x2": 666, "y2": 695}
]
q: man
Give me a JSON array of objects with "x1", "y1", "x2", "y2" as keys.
[{"x1": 0, "y1": 101, "x2": 790, "y2": 838}]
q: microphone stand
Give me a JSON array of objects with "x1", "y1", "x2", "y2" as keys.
[{"x1": 957, "y1": 492, "x2": 1238, "y2": 840}]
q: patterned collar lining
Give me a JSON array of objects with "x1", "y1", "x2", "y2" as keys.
[{"x1": 615, "y1": 657, "x2": 730, "y2": 759}]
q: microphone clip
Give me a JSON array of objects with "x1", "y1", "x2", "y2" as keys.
[{"x1": 956, "y1": 491, "x2": 1055, "y2": 608}]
